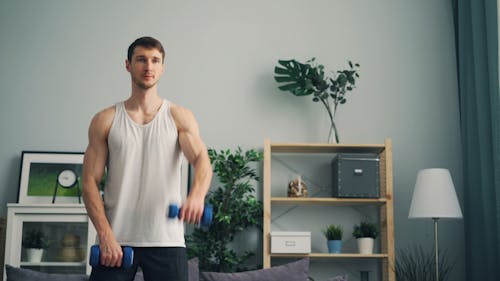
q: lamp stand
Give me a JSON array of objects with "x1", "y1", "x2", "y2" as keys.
[{"x1": 433, "y1": 217, "x2": 439, "y2": 281}]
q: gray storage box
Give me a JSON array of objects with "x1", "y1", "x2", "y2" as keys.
[{"x1": 331, "y1": 153, "x2": 380, "y2": 198}]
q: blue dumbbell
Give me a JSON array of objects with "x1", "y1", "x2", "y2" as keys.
[
  {"x1": 167, "y1": 204, "x2": 213, "y2": 227},
  {"x1": 89, "y1": 245, "x2": 134, "y2": 268}
]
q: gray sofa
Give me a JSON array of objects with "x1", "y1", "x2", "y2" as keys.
[{"x1": 5, "y1": 258, "x2": 319, "y2": 281}]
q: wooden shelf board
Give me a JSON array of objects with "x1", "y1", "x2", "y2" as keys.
[
  {"x1": 270, "y1": 143, "x2": 385, "y2": 154},
  {"x1": 270, "y1": 253, "x2": 389, "y2": 259},
  {"x1": 270, "y1": 197, "x2": 386, "y2": 206}
]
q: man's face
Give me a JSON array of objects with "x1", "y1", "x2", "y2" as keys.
[{"x1": 126, "y1": 46, "x2": 165, "y2": 90}]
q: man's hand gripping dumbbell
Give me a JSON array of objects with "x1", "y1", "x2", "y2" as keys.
[
  {"x1": 89, "y1": 244, "x2": 134, "y2": 268},
  {"x1": 167, "y1": 203, "x2": 213, "y2": 227}
]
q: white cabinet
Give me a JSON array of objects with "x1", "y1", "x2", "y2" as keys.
[{"x1": 3, "y1": 204, "x2": 96, "y2": 281}]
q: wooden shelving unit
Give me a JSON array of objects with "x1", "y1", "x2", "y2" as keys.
[{"x1": 263, "y1": 138, "x2": 395, "y2": 281}]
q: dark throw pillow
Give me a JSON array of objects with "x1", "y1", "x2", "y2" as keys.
[
  {"x1": 5, "y1": 257, "x2": 197, "y2": 281},
  {"x1": 200, "y1": 258, "x2": 309, "y2": 281},
  {"x1": 5, "y1": 264, "x2": 88, "y2": 281}
]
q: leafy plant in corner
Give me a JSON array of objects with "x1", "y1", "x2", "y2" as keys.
[
  {"x1": 394, "y1": 244, "x2": 454, "y2": 281},
  {"x1": 352, "y1": 221, "x2": 378, "y2": 239},
  {"x1": 22, "y1": 229, "x2": 50, "y2": 249},
  {"x1": 274, "y1": 58, "x2": 360, "y2": 143},
  {"x1": 186, "y1": 148, "x2": 263, "y2": 272},
  {"x1": 323, "y1": 224, "x2": 343, "y2": 241}
]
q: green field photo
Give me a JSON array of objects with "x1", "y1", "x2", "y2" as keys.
[{"x1": 28, "y1": 163, "x2": 82, "y2": 197}]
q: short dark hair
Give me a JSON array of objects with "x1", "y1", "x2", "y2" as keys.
[{"x1": 127, "y1": 36, "x2": 165, "y2": 62}]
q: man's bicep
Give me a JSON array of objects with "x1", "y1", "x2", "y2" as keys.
[
  {"x1": 83, "y1": 143, "x2": 107, "y2": 186},
  {"x1": 174, "y1": 106, "x2": 205, "y2": 164},
  {"x1": 179, "y1": 130, "x2": 205, "y2": 164},
  {"x1": 83, "y1": 116, "x2": 109, "y2": 187}
]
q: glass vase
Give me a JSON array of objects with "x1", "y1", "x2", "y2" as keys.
[{"x1": 328, "y1": 121, "x2": 340, "y2": 144}]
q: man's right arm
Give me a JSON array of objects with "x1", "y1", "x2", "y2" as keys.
[{"x1": 82, "y1": 108, "x2": 123, "y2": 267}]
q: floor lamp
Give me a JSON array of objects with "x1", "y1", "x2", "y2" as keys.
[{"x1": 408, "y1": 168, "x2": 463, "y2": 281}]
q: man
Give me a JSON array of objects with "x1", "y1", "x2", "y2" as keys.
[{"x1": 82, "y1": 36, "x2": 212, "y2": 281}]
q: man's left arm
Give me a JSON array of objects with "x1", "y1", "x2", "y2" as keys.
[{"x1": 171, "y1": 104, "x2": 213, "y2": 224}]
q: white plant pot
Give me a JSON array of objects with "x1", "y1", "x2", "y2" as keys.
[
  {"x1": 357, "y1": 237, "x2": 374, "y2": 254},
  {"x1": 26, "y1": 248, "x2": 44, "y2": 262}
]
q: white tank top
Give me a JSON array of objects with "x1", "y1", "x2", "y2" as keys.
[{"x1": 104, "y1": 99, "x2": 185, "y2": 247}]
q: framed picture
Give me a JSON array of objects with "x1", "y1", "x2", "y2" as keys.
[{"x1": 18, "y1": 151, "x2": 84, "y2": 204}]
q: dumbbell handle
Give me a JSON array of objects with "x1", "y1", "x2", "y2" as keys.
[
  {"x1": 89, "y1": 245, "x2": 134, "y2": 268},
  {"x1": 168, "y1": 204, "x2": 213, "y2": 227}
]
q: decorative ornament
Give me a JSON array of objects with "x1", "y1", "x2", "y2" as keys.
[{"x1": 287, "y1": 176, "x2": 308, "y2": 197}]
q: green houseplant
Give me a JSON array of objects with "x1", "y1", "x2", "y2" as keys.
[
  {"x1": 23, "y1": 229, "x2": 50, "y2": 263},
  {"x1": 352, "y1": 221, "x2": 378, "y2": 254},
  {"x1": 394, "y1": 245, "x2": 454, "y2": 281},
  {"x1": 323, "y1": 224, "x2": 343, "y2": 241},
  {"x1": 274, "y1": 58, "x2": 360, "y2": 143},
  {"x1": 186, "y1": 148, "x2": 263, "y2": 272},
  {"x1": 22, "y1": 229, "x2": 50, "y2": 249},
  {"x1": 323, "y1": 224, "x2": 343, "y2": 254},
  {"x1": 352, "y1": 221, "x2": 378, "y2": 239}
]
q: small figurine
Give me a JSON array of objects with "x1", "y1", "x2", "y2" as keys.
[{"x1": 288, "y1": 176, "x2": 308, "y2": 197}]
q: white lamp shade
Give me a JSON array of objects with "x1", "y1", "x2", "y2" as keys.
[{"x1": 409, "y1": 168, "x2": 463, "y2": 219}]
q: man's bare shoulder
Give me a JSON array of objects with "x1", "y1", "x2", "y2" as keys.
[
  {"x1": 169, "y1": 103, "x2": 190, "y2": 116},
  {"x1": 90, "y1": 105, "x2": 116, "y2": 132},
  {"x1": 169, "y1": 103, "x2": 196, "y2": 132}
]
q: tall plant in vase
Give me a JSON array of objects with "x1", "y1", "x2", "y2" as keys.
[{"x1": 274, "y1": 58, "x2": 360, "y2": 143}]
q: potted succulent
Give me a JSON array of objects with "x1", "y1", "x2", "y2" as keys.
[
  {"x1": 22, "y1": 229, "x2": 50, "y2": 262},
  {"x1": 352, "y1": 222, "x2": 378, "y2": 254},
  {"x1": 323, "y1": 224, "x2": 343, "y2": 253}
]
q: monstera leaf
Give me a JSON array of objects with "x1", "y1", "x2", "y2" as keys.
[
  {"x1": 274, "y1": 59, "x2": 330, "y2": 97},
  {"x1": 274, "y1": 59, "x2": 316, "y2": 96}
]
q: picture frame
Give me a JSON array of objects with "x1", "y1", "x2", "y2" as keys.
[{"x1": 18, "y1": 151, "x2": 85, "y2": 204}]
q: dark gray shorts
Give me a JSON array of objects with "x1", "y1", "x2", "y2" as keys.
[{"x1": 89, "y1": 247, "x2": 187, "y2": 281}]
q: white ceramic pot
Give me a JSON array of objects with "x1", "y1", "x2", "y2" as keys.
[
  {"x1": 357, "y1": 237, "x2": 374, "y2": 254},
  {"x1": 26, "y1": 248, "x2": 44, "y2": 262}
]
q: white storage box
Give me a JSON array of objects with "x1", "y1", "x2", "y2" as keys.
[{"x1": 270, "y1": 231, "x2": 311, "y2": 254}]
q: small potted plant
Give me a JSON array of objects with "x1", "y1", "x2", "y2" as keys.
[
  {"x1": 323, "y1": 224, "x2": 343, "y2": 253},
  {"x1": 352, "y1": 222, "x2": 378, "y2": 254},
  {"x1": 22, "y1": 229, "x2": 50, "y2": 262}
]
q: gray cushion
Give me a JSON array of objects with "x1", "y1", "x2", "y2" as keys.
[
  {"x1": 5, "y1": 258, "x2": 199, "y2": 281},
  {"x1": 200, "y1": 258, "x2": 309, "y2": 281},
  {"x1": 133, "y1": 258, "x2": 198, "y2": 281},
  {"x1": 5, "y1": 264, "x2": 88, "y2": 281},
  {"x1": 188, "y1": 257, "x2": 200, "y2": 281},
  {"x1": 134, "y1": 270, "x2": 144, "y2": 281}
]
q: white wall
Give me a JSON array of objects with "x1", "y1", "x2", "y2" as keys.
[{"x1": 0, "y1": 1, "x2": 465, "y2": 280}]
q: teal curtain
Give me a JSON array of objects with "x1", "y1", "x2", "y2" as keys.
[{"x1": 454, "y1": 0, "x2": 500, "y2": 280}]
